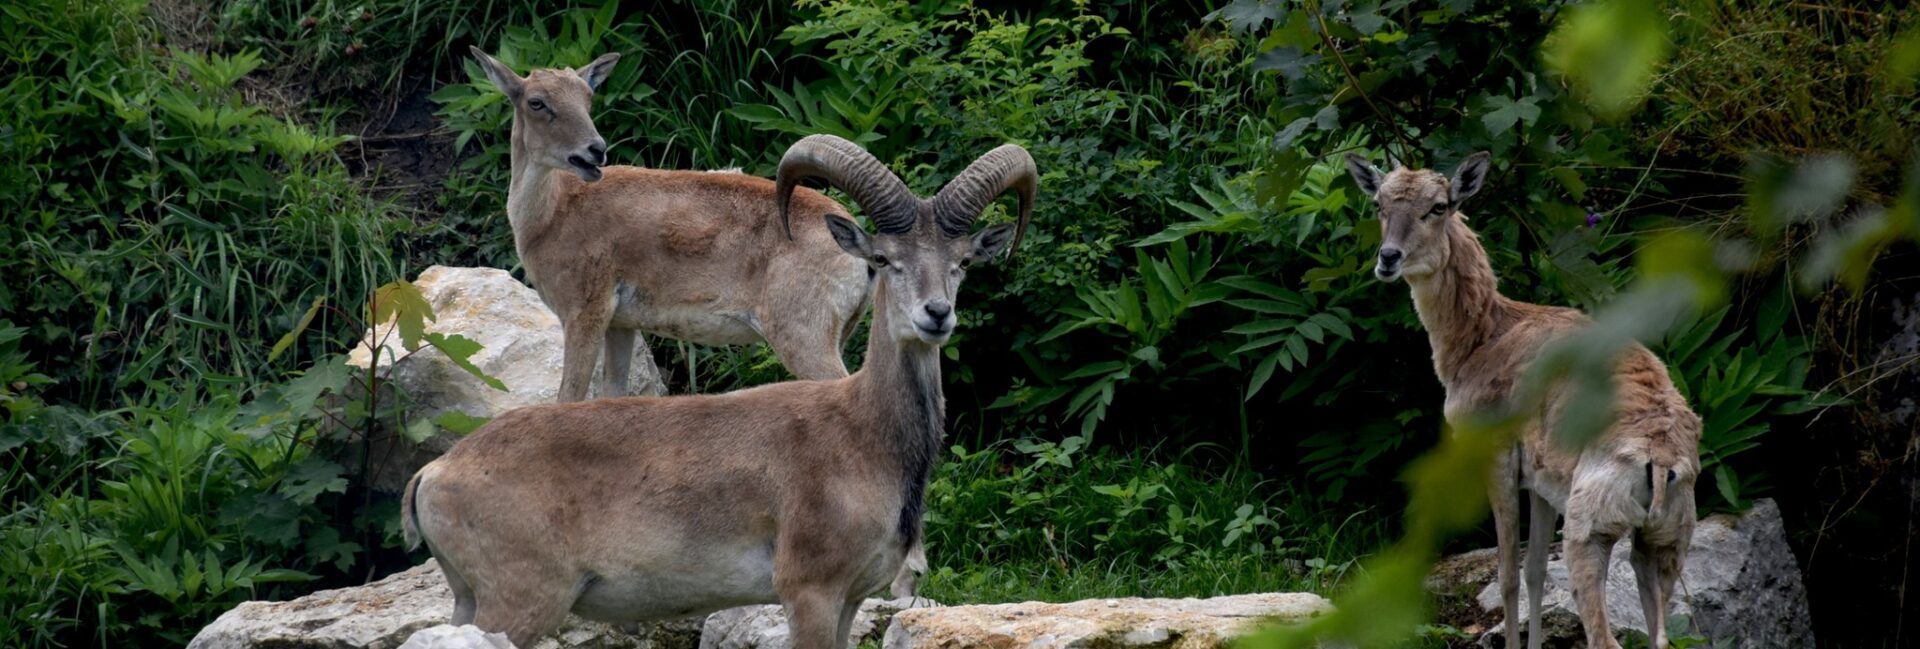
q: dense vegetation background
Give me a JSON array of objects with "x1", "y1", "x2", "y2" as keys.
[{"x1": 3, "y1": 0, "x2": 1916, "y2": 646}]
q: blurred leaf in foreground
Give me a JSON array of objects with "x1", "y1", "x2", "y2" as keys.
[
  {"x1": 1544, "y1": 0, "x2": 1670, "y2": 120},
  {"x1": 1799, "y1": 154, "x2": 1920, "y2": 293},
  {"x1": 1745, "y1": 153, "x2": 1855, "y2": 237}
]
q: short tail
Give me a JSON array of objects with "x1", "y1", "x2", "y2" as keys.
[
  {"x1": 402, "y1": 470, "x2": 425, "y2": 551},
  {"x1": 1645, "y1": 461, "x2": 1672, "y2": 524}
]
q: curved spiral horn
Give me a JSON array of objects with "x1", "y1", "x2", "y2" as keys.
[
  {"x1": 775, "y1": 135, "x2": 918, "y2": 240},
  {"x1": 930, "y1": 144, "x2": 1037, "y2": 256}
]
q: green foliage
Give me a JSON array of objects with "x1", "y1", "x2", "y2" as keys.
[
  {"x1": 1, "y1": 0, "x2": 405, "y2": 404},
  {"x1": 5, "y1": 0, "x2": 1912, "y2": 645},
  {"x1": 920, "y1": 436, "x2": 1387, "y2": 602}
]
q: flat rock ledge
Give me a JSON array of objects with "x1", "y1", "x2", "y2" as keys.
[
  {"x1": 880, "y1": 593, "x2": 1334, "y2": 649},
  {"x1": 701, "y1": 597, "x2": 938, "y2": 649},
  {"x1": 186, "y1": 560, "x2": 701, "y2": 649}
]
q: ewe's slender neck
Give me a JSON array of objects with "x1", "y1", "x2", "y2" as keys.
[
  {"x1": 1405, "y1": 215, "x2": 1504, "y2": 387},
  {"x1": 506, "y1": 117, "x2": 563, "y2": 244},
  {"x1": 851, "y1": 278, "x2": 944, "y2": 548}
]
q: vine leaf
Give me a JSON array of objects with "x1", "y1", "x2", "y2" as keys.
[
  {"x1": 425, "y1": 333, "x2": 508, "y2": 392},
  {"x1": 1480, "y1": 95, "x2": 1540, "y2": 136},
  {"x1": 369, "y1": 281, "x2": 434, "y2": 351}
]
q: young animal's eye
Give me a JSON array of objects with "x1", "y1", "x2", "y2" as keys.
[
  {"x1": 528, "y1": 98, "x2": 547, "y2": 111},
  {"x1": 871, "y1": 255, "x2": 890, "y2": 268},
  {"x1": 1427, "y1": 202, "x2": 1449, "y2": 218},
  {"x1": 958, "y1": 257, "x2": 972, "y2": 270}
]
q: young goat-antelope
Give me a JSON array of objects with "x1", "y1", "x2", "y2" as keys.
[
  {"x1": 401, "y1": 134, "x2": 1036, "y2": 649},
  {"x1": 1348, "y1": 152, "x2": 1700, "y2": 649},
  {"x1": 469, "y1": 48, "x2": 870, "y2": 401}
]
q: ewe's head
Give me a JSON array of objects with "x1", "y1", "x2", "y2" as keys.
[
  {"x1": 775, "y1": 135, "x2": 1035, "y2": 347},
  {"x1": 470, "y1": 47, "x2": 620, "y2": 182},
  {"x1": 1345, "y1": 152, "x2": 1491, "y2": 282}
]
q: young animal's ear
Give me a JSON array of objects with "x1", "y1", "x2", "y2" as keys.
[
  {"x1": 469, "y1": 46, "x2": 524, "y2": 100},
  {"x1": 1450, "y1": 151, "x2": 1492, "y2": 203},
  {"x1": 969, "y1": 223, "x2": 1018, "y2": 262},
  {"x1": 575, "y1": 52, "x2": 621, "y2": 92},
  {"x1": 1345, "y1": 153, "x2": 1384, "y2": 199},
  {"x1": 824, "y1": 214, "x2": 874, "y2": 259}
]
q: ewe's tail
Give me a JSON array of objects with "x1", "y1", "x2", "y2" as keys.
[
  {"x1": 402, "y1": 470, "x2": 425, "y2": 551},
  {"x1": 1644, "y1": 461, "x2": 1673, "y2": 525}
]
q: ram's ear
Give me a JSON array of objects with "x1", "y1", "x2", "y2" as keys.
[
  {"x1": 1345, "y1": 153, "x2": 1384, "y2": 198},
  {"x1": 1450, "y1": 151, "x2": 1492, "y2": 203},
  {"x1": 969, "y1": 223, "x2": 1018, "y2": 261},
  {"x1": 824, "y1": 214, "x2": 873, "y2": 259},
  {"x1": 469, "y1": 46, "x2": 524, "y2": 100}
]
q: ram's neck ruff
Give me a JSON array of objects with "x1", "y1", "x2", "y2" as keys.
[{"x1": 849, "y1": 277, "x2": 943, "y2": 548}]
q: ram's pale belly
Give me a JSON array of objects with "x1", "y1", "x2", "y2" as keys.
[{"x1": 570, "y1": 541, "x2": 779, "y2": 622}]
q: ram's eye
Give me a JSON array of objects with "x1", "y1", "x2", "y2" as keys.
[
  {"x1": 1427, "y1": 202, "x2": 1449, "y2": 218},
  {"x1": 871, "y1": 255, "x2": 890, "y2": 268},
  {"x1": 958, "y1": 257, "x2": 973, "y2": 270},
  {"x1": 528, "y1": 98, "x2": 547, "y2": 111}
]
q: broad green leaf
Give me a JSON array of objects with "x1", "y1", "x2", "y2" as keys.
[
  {"x1": 1479, "y1": 95, "x2": 1540, "y2": 136},
  {"x1": 434, "y1": 411, "x2": 491, "y2": 435},
  {"x1": 1246, "y1": 349, "x2": 1283, "y2": 400},
  {"x1": 370, "y1": 281, "x2": 435, "y2": 351},
  {"x1": 403, "y1": 418, "x2": 438, "y2": 444},
  {"x1": 424, "y1": 333, "x2": 507, "y2": 392}
]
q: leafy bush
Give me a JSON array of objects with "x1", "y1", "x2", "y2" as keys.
[
  {"x1": 0, "y1": 0, "x2": 404, "y2": 404},
  {"x1": 922, "y1": 435, "x2": 1388, "y2": 602}
]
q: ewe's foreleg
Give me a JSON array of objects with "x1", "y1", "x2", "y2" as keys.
[
  {"x1": 557, "y1": 298, "x2": 613, "y2": 403},
  {"x1": 1525, "y1": 492, "x2": 1556, "y2": 649},
  {"x1": 1487, "y1": 450, "x2": 1523, "y2": 649}
]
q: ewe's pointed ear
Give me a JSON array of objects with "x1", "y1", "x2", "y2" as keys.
[
  {"x1": 1450, "y1": 151, "x2": 1492, "y2": 203},
  {"x1": 1345, "y1": 153, "x2": 1384, "y2": 199},
  {"x1": 823, "y1": 214, "x2": 874, "y2": 259},
  {"x1": 970, "y1": 223, "x2": 1018, "y2": 261},
  {"x1": 575, "y1": 52, "x2": 621, "y2": 92},
  {"x1": 469, "y1": 46, "x2": 523, "y2": 100}
]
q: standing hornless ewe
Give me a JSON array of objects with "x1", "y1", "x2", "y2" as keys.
[
  {"x1": 1347, "y1": 152, "x2": 1701, "y2": 649},
  {"x1": 401, "y1": 134, "x2": 1037, "y2": 649},
  {"x1": 468, "y1": 47, "x2": 870, "y2": 401}
]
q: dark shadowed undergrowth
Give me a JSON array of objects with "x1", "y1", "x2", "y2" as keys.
[{"x1": 3, "y1": 0, "x2": 1917, "y2": 647}]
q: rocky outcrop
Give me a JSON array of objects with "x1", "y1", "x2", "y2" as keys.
[
  {"x1": 879, "y1": 593, "x2": 1333, "y2": 649},
  {"x1": 345, "y1": 265, "x2": 666, "y2": 492},
  {"x1": 400, "y1": 625, "x2": 517, "y2": 649},
  {"x1": 700, "y1": 598, "x2": 937, "y2": 649},
  {"x1": 186, "y1": 561, "x2": 701, "y2": 649},
  {"x1": 1430, "y1": 498, "x2": 1813, "y2": 647}
]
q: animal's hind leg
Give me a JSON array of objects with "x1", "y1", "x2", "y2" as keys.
[
  {"x1": 1525, "y1": 492, "x2": 1555, "y2": 649},
  {"x1": 1487, "y1": 449, "x2": 1523, "y2": 649},
  {"x1": 470, "y1": 577, "x2": 576, "y2": 649},
  {"x1": 833, "y1": 597, "x2": 862, "y2": 648},
  {"x1": 438, "y1": 559, "x2": 478, "y2": 626},
  {"x1": 780, "y1": 586, "x2": 850, "y2": 649},
  {"x1": 600, "y1": 327, "x2": 636, "y2": 397},
  {"x1": 1631, "y1": 522, "x2": 1691, "y2": 649},
  {"x1": 1566, "y1": 531, "x2": 1623, "y2": 649}
]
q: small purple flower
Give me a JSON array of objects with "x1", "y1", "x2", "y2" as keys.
[{"x1": 1585, "y1": 211, "x2": 1603, "y2": 228}]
